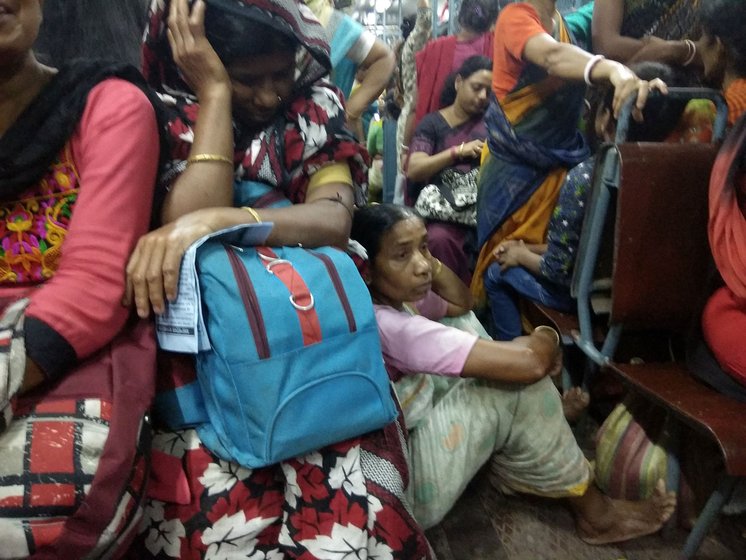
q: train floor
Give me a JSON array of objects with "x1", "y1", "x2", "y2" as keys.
[{"x1": 426, "y1": 416, "x2": 746, "y2": 560}]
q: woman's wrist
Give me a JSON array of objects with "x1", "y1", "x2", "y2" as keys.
[
  {"x1": 196, "y1": 82, "x2": 232, "y2": 103},
  {"x1": 681, "y1": 39, "x2": 697, "y2": 66},
  {"x1": 605, "y1": 60, "x2": 634, "y2": 87},
  {"x1": 584, "y1": 54, "x2": 606, "y2": 86},
  {"x1": 533, "y1": 325, "x2": 560, "y2": 348}
]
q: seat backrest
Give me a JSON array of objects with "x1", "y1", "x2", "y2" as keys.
[{"x1": 610, "y1": 142, "x2": 718, "y2": 331}]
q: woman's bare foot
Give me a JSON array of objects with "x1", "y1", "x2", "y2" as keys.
[
  {"x1": 562, "y1": 386, "x2": 590, "y2": 423},
  {"x1": 574, "y1": 480, "x2": 677, "y2": 545}
]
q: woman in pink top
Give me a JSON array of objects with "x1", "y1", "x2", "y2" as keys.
[
  {"x1": 0, "y1": 0, "x2": 161, "y2": 555},
  {"x1": 351, "y1": 203, "x2": 677, "y2": 542}
]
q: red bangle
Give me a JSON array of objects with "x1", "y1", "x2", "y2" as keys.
[{"x1": 450, "y1": 146, "x2": 457, "y2": 160}]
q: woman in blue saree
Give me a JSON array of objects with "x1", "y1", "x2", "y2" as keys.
[{"x1": 472, "y1": 0, "x2": 665, "y2": 307}]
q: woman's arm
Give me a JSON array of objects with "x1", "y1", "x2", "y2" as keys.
[
  {"x1": 346, "y1": 39, "x2": 395, "y2": 141},
  {"x1": 522, "y1": 32, "x2": 666, "y2": 118},
  {"x1": 160, "y1": 0, "x2": 235, "y2": 222},
  {"x1": 124, "y1": 179, "x2": 354, "y2": 318},
  {"x1": 592, "y1": 0, "x2": 645, "y2": 62},
  {"x1": 462, "y1": 329, "x2": 561, "y2": 384},
  {"x1": 24, "y1": 80, "x2": 159, "y2": 389},
  {"x1": 378, "y1": 305, "x2": 560, "y2": 383},
  {"x1": 429, "y1": 257, "x2": 473, "y2": 315},
  {"x1": 592, "y1": 0, "x2": 696, "y2": 66},
  {"x1": 407, "y1": 138, "x2": 484, "y2": 182}
]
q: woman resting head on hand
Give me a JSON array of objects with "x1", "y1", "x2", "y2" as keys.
[
  {"x1": 129, "y1": 2, "x2": 433, "y2": 558},
  {"x1": 352, "y1": 203, "x2": 677, "y2": 542},
  {"x1": 125, "y1": 0, "x2": 369, "y2": 318}
]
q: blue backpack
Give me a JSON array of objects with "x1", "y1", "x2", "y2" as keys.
[{"x1": 192, "y1": 243, "x2": 398, "y2": 468}]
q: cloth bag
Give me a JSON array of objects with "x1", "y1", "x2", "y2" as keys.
[
  {"x1": 594, "y1": 395, "x2": 675, "y2": 499},
  {"x1": 0, "y1": 298, "x2": 155, "y2": 559},
  {"x1": 194, "y1": 243, "x2": 398, "y2": 468},
  {"x1": 414, "y1": 167, "x2": 478, "y2": 226}
]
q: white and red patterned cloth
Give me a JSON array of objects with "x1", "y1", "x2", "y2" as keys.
[{"x1": 133, "y1": 423, "x2": 432, "y2": 559}]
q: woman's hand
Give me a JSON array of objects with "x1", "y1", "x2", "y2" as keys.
[
  {"x1": 168, "y1": 0, "x2": 231, "y2": 99},
  {"x1": 459, "y1": 139, "x2": 484, "y2": 160},
  {"x1": 607, "y1": 62, "x2": 668, "y2": 120},
  {"x1": 123, "y1": 208, "x2": 219, "y2": 318},
  {"x1": 494, "y1": 239, "x2": 527, "y2": 271}
]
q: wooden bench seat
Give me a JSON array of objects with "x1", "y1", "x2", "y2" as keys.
[{"x1": 605, "y1": 361, "x2": 746, "y2": 478}]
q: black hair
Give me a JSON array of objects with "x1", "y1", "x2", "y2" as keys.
[
  {"x1": 35, "y1": 0, "x2": 150, "y2": 67},
  {"x1": 439, "y1": 55, "x2": 492, "y2": 108},
  {"x1": 593, "y1": 61, "x2": 689, "y2": 142},
  {"x1": 351, "y1": 204, "x2": 421, "y2": 262},
  {"x1": 458, "y1": 0, "x2": 499, "y2": 34},
  {"x1": 400, "y1": 14, "x2": 417, "y2": 41},
  {"x1": 699, "y1": 0, "x2": 746, "y2": 77},
  {"x1": 628, "y1": 62, "x2": 690, "y2": 141},
  {"x1": 384, "y1": 89, "x2": 402, "y2": 120},
  {"x1": 204, "y1": 3, "x2": 298, "y2": 65}
]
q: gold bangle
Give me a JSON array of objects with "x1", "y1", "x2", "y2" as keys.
[
  {"x1": 186, "y1": 153, "x2": 233, "y2": 165},
  {"x1": 432, "y1": 258, "x2": 443, "y2": 278},
  {"x1": 458, "y1": 142, "x2": 465, "y2": 158},
  {"x1": 534, "y1": 325, "x2": 560, "y2": 347},
  {"x1": 346, "y1": 110, "x2": 362, "y2": 120},
  {"x1": 241, "y1": 206, "x2": 262, "y2": 223}
]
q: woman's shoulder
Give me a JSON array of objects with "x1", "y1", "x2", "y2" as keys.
[
  {"x1": 498, "y1": 2, "x2": 540, "y2": 26},
  {"x1": 87, "y1": 78, "x2": 153, "y2": 108},
  {"x1": 416, "y1": 111, "x2": 448, "y2": 133},
  {"x1": 80, "y1": 79, "x2": 156, "y2": 128}
]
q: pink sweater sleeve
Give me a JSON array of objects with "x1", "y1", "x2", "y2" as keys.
[{"x1": 25, "y1": 79, "x2": 159, "y2": 378}]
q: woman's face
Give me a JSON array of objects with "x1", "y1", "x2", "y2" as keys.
[
  {"x1": 368, "y1": 216, "x2": 433, "y2": 308},
  {"x1": 455, "y1": 69, "x2": 491, "y2": 116},
  {"x1": 227, "y1": 49, "x2": 296, "y2": 128},
  {"x1": 0, "y1": 0, "x2": 42, "y2": 63}
]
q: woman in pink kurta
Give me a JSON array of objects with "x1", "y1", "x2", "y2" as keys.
[{"x1": 0, "y1": 4, "x2": 161, "y2": 553}]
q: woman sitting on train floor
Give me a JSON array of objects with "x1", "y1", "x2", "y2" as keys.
[
  {"x1": 124, "y1": 0, "x2": 432, "y2": 557},
  {"x1": 407, "y1": 55, "x2": 491, "y2": 284},
  {"x1": 351, "y1": 203, "x2": 676, "y2": 541},
  {"x1": 0, "y1": 0, "x2": 162, "y2": 555},
  {"x1": 688, "y1": 0, "x2": 746, "y2": 401},
  {"x1": 413, "y1": 0, "x2": 497, "y2": 128},
  {"x1": 485, "y1": 61, "x2": 687, "y2": 341},
  {"x1": 472, "y1": 0, "x2": 665, "y2": 311}
]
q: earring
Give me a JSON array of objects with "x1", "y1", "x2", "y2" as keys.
[{"x1": 277, "y1": 95, "x2": 282, "y2": 103}]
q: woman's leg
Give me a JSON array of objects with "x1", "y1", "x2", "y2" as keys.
[
  {"x1": 569, "y1": 480, "x2": 677, "y2": 545},
  {"x1": 489, "y1": 376, "x2": 676, "y2": 544},
  {"x1": 484, "y1": 263, "x2": 529, "y2": 340},
  {"x1": 406, "y1": 377, "x2": 516, "y2": 529},
  {"x1": 485, "y1": 264, "x2": 574, "y2": 340}
]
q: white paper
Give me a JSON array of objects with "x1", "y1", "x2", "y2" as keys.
[{"x1": 156, "y1": 222, "x2": 273, "y2": 353}]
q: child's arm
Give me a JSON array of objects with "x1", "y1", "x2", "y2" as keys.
[{"x1": 429, "y1": 256, "x2": 473, "y2": 316}]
